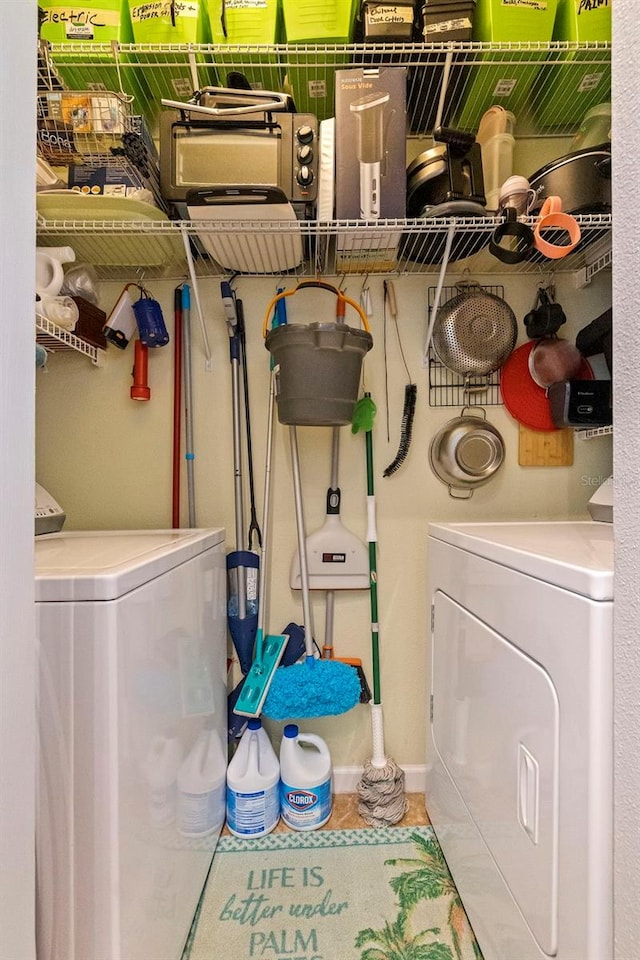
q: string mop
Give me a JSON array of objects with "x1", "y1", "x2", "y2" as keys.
[{"x1": 353, "y1": 393, "x2": 408, "y2": 827}]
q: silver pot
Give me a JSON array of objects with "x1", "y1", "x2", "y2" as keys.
[{"x1": 429, "y1": 407, "x2": 505, "y2": 499}]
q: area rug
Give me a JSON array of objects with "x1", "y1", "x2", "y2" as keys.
[{"x1": 184, "y1": 826, "x2": 483, "y2": 960}]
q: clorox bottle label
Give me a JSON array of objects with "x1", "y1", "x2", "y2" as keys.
[{"x1": 280, "y1": 777, "x2": 332, "y2": 830}]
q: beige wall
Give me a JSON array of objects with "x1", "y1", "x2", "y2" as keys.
[{"x1": 35, "y1": 270, "x2": 612, "y2": 767}]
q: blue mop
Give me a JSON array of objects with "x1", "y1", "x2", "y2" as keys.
[
  {"x1": 262, "y1": 423, "x2": 361, "y2": 721},
  {"x1": 233, "y1": 360, "x2": 288, "y2": 717}
]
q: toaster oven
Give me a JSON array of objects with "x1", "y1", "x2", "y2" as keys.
[{"x1": 159, "y1": 88, "x2": 318, "y2": 214}]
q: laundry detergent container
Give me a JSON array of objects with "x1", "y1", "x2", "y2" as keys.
[
  {"x1": 266, "y1": 321, "x2": 373, "y2": 425},
  {"x1": 453, "y1": 0, "x2": 558, "y2": 132},
  {"x1": 207, "y1": 0, "x2": 283, "y2": 91},
  {"x1": 38, "y1": 0, "x2": 152, "y2": 118},
  {"x1": 281, "y1": 0, "x2": 358, "y2": 121},
  {"x1": 535, "y1": 0, "x2": 611, "y2": 129}
]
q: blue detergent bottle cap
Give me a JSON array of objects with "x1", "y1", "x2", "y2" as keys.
[
  {"x1": 284, "y1": 724, "x2": 299, "y2": 738},
  {"x1": 248, "y1": 719, "x2": 262, "y2": 730}
]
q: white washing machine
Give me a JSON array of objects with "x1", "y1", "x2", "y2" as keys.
[
  {"x1": 35, "y1": 529, "x2": 227, "y2": 960},
  {"x1": 426, "y1": 521, "x2": 613, "y2": 960}
]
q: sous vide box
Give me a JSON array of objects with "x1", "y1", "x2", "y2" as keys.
[{"x1": 335, "y1": 67, "x2": 407, "y2": 271}]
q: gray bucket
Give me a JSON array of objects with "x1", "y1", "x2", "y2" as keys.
[{"x1": 266, "y1": 321, "x2": 373, "y2": 426}]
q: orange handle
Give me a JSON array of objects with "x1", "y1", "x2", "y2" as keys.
[
  {"x1": 262, "y1": 281, "x2": 371, "y2": 337},
  {"x1": 534, "y1": 195, "x2": 581, "y2": 260}
]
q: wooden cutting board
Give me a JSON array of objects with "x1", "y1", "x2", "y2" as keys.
[{"x1": 518, "y1": 424, "x2": 574, "y2": 466}]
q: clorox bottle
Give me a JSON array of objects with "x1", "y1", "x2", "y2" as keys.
[
  {"x1": 279, "y1": 724, "x2": 333, "y2": 830},
  {"x1": 226, "y1": 719, "x2": 280, "y2": 838}
]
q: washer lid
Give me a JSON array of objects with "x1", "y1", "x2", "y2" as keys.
[
  {"x1": 428, "y1": 520, "x2": 613, "y2": 600},
  {"x1": 35, "y1": 528, "x2": 225, "y2": 602}
]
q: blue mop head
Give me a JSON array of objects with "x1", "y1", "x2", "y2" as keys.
[{"x1": 261, "y1": 657, "x2": 362, "y2": 721}]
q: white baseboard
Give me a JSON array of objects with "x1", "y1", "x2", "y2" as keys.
[{"x1": 333, "y1": 764, "x2": 426, "y2": 795}]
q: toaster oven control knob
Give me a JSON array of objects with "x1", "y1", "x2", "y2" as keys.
[
  {"x1": 296, "y1": 165, "x2": 314, "y2": 188},
  {"x1": 297, "y1": 144, "x2": 313, "y2": 164},
  {"x1": 296, "y1": 124, "x2": 314, "y2": 145}
]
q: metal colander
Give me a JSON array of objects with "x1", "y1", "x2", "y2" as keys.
[{"x1": 432, "y1": 289, "x2": 517, "y2": 377}]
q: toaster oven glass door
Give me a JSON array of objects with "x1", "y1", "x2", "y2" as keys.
[{"x1": 175, "y1": 128, "x2": 281, "y2": 188}]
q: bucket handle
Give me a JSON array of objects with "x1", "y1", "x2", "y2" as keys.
[{"x1": 262, "y1": 281, "x2": 371, "y2": 337}]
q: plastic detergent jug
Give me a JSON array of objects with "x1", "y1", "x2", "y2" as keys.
[
  {"x1": 226, "y1": 719, "x2": 280, "y2": 838},
  {"x1": 177, "y1": 725, "x2": 226, "y2": 838},
  {"x1": 142, "y1": 731, "x2": 183, "y2": 827},
  {"x1": 279, "y1": 724, "x2": 332, "y2": 831}
]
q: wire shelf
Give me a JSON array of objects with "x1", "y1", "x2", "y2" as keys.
[
  {"x1": 35, "y1": 313, "x2": 105, "y2": 365},
  {"x1": 35, "y1": 213, "x2": 612, "y2": 281},
  {"x1": 39, "y1": 41, "x2": 611, "y2": 137},
  {"x1": 426, "y1": 283, "x2": 506, "y2": 407}
]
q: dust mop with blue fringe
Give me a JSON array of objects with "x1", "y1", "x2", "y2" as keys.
[{"x1": 261, "y1": 423, "x2": 362, "y2": 721}]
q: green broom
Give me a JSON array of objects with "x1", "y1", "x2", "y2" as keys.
[{"x1": 352, "y1": 393, "x2": 408, "y2": 827}]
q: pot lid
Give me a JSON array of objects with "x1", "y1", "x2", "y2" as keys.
[{"x1": 500, "y1": 340, "x2": 594, "y2": 431}]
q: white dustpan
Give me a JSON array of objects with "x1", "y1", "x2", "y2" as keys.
[
  {"x1": 288, "y1": 426, "x2": 371, "y2": 596},
  {"x1": 289, "y1": 512, "x2": 370, "y2": 589}
]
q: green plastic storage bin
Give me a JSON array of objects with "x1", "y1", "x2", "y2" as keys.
[
  {"x1": 536, "y1": 0, "x2": 611, "y2": 129},
  {"x1": 281, "y1": 0, "x2": 358, "y2": 120},
  {"x1": 126, "y1": 1, "x2": 217, "y2": 126},
  {"x1": 454, "y1": 0, "x2": 558, "y2": 132},
  {"x1": 207, "y1": 0, "x2": 283, "y2": 92},
  {"x1": 38, "y1": 0, "x2": 152, "y2": 120},
  {"x1": 282, "y1": 0, "x2": 357, "y2": 42}
]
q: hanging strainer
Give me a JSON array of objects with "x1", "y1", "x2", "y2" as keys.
[{"x1": 432, "y1": 288, "x2": 517, "y2": 378}]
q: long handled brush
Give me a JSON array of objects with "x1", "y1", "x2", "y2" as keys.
[{"x1": 353, "y1": 393, "x2": 408, "y2": 827}]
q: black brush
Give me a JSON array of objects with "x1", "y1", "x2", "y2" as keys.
[{"x1": 383, "y1": 383, "x2": 417, "y2": 477}]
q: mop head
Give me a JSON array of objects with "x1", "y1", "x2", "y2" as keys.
[
  {"x1": 356, "y1": 757, "x2": 409, "y2": 828},
  {"x1": 261, "y1": 658, "x2": 362, "y2": 721}
]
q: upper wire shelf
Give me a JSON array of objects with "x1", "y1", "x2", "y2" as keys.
[{"x1": 39, "y1": 40, "x2": 611, "y2": 138}]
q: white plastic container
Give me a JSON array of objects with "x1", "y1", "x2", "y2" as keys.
[
  {"x1": 279, "y1": 724, "x2": 333, "y2": 831},
  {"x1": 480, "y1": 133, "x2": 516, "y2": 211},
  {"x1": 142, "y1": 731, "x2": 183, "y2": 827},
  {"x1": 177, "y1": 725, "x2": 227, "y2": 838},
  {"x1": 498, "y1": 175, "x2": 536, "y2": 216},
  {"x1": 475, "y1": 106, "x2": 516, "y2": 212},
  {"x1": 226, "y1": 719, "x2": 280, "y2": 838}
]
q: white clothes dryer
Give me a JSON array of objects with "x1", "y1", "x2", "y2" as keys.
[
  {"x1": 426, "y1": 521, "x2": 613, "y2": 960},
  {"x1": 35, "y1": 529, "x2": 227, "y2": 960}
]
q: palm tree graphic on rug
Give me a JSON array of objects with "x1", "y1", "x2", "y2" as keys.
[{"x1": 355, "y1": 831, "x2": 483, "y2": 960}]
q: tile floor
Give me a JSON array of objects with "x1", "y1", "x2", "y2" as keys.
[{"x1": 222, "y1": 792, "x2": 430, "y2": 835}]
